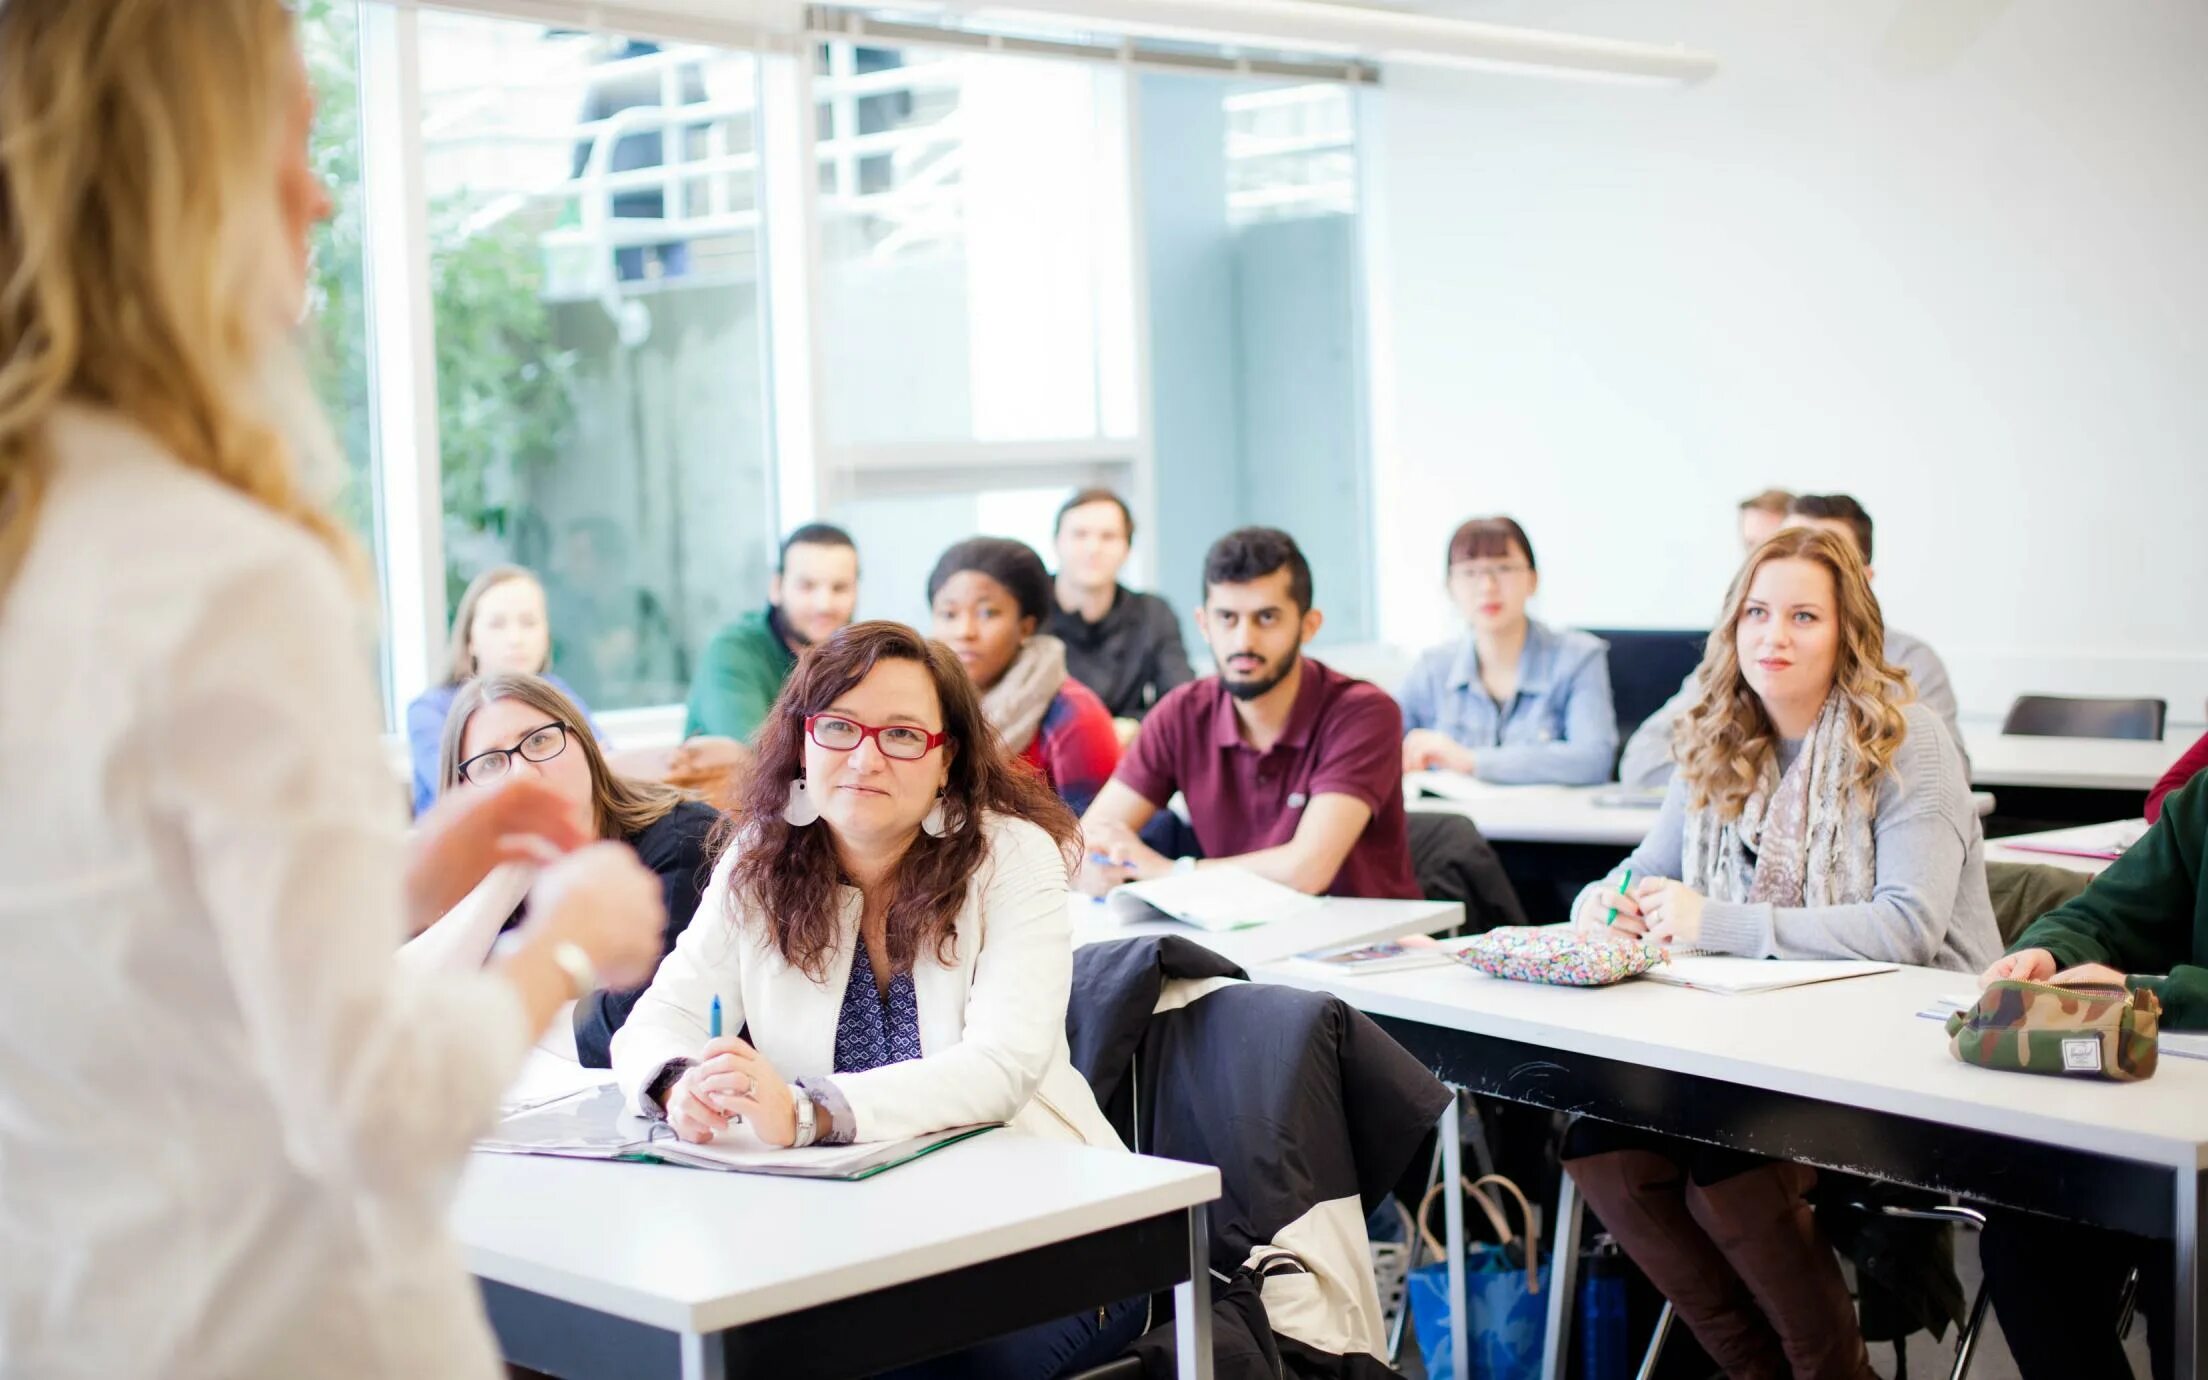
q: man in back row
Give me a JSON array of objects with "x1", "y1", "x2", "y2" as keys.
[
  {"x1": 685, "y1": 523, "x2": 859, "y2": 743},
  {"x1": 1078, "y1": 527, "x2": 1420, "y2": 900},
  {"x1": 1619, "y1": 492, "x2": 1964, "y2": 787},
  {"x1": 1048, "y1": 487, "x2": 1194, "y2": 733}
]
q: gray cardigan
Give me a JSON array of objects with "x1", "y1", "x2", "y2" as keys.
[{"x1": 1577, "y1": 702, "x2": 2000, "y2": 974}]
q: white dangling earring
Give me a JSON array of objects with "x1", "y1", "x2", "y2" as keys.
[
  {"x1": 920, "y1": 792, "x2": 950, "y2": 839},
  {"x1": 783, "y1": 775, "x2": 821, "y2": 827}
]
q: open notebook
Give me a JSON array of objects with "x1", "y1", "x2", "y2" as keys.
[
  {"x1": 477, "y1": 1085, "x2": 999, "y2": 1180},
  {"x1": 1107, "y1": 866, "x2": 1324, "y2": 933},
  {"x1": 1641, "y1": 955, "x2": 1898, "y2": 995}
]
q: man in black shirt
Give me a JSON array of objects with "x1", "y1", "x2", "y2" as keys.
[{"x1": 1046, "y1": 488, "x2": 1194, "y2": 730}]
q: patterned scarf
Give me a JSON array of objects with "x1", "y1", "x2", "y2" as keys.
[
  {"x1": 1680, "y1": 692, "x2": 1878, "y2": 909},
  {"x1": 982, "y1": 633, "x2": 1067, "y2": 755}
]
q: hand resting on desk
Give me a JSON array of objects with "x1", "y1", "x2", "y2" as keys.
[
  {"x1": 1574, "y1": 876, "x2": 1710, "y2": 949},
  {"x1": 668, "y1": 1035, "x2": 802, "y2": 1147},
  {"x1": 1978, "y1": 949, "x2": 2127, "y2": 989},
  {"x1": 1402, "y1": 729, "x2": 1475, "y2": 777}
]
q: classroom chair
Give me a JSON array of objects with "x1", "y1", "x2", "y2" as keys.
[
  {"x1": 2000, "y1": 695, "x2": 2167, "y2": 741},
  {"x1": 1585, "y1": 628, "x2": 1708, "y2": 764},
  {"x1": 1406, "y1": 812, "x2": 1530, "y2": 933}
]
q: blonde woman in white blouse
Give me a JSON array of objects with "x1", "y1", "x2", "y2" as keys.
[{"x1": 0, "y1": 5, "x2": 667, "y2": 1376}]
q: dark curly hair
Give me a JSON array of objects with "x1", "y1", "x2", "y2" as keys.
[
  {"x1": 720, "y1": 620, "x2": 1080, "y2": 981},
  {"x1": 926, "y1": 537, "x2": 1054, "y2": 625}
]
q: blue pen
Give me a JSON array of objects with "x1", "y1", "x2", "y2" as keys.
[
  {"x1": 1086, "y1": 851, "x2": 1133, "y2": 871},
  {"x1": 709, "y1": 995, "x2": 722, "y2": 1040}
]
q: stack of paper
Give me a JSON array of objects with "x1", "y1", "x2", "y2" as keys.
[{"x1": 1109, "y1": 867, "x2": 1324, "y2": 933}]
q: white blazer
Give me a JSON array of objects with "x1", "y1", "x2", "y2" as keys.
[
  {"x1": 0, "y1": 406, "x2": 523, "y2": 1378},
  {"x1": 613, "y1": 814, "x2": 1122, "y2": 1149}
]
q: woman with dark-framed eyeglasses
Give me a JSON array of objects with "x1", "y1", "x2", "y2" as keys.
[
  {"x1": 412, "y1": 673, "x2": 721, "y2": 1067},
  {"x1": 614, "y1": 621, "x2": 1145, "y2": 1380}
]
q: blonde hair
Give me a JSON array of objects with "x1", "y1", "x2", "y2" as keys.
[
  {"x1": 0, "y1": 1, "x2": 350, "y2": 597},
  {"x1": 443, "y1": 564, "x2": 549, "y2": 686},
  {"x1": 438, "y1": 673, "x2": 692, "y2": 840},
  {"x1": 1672, "y1": 526, "x2": 1911, "y2": 819}
]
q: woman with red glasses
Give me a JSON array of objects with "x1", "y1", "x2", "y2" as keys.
[{"x1": 612, "y1": 620, "x2": 1141, "y2": 1378}]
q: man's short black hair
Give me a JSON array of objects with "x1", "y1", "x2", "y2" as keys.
[
  {"x1": 1202, "y1": 526, "x2": 1312, "y2": 612},
  {"x1": 1053, "y1": 488, "x2": 1135, "y2": 542},
  {"x1": 778, "y1": 522, "x2": 857, "y2": 575},
  {"x1": 1785, "y1": 494, "x2": 1873, "y2": 566}
]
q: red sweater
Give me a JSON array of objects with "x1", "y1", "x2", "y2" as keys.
[{"x1": 2147, "y1": 729, "x2": 2208, "y2": 823}]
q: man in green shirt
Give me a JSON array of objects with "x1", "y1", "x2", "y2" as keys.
[
  {"x1": 685, "y1": 524, "x2": 859, "y2": 742},
  {"x1": 1975, "y1": 772, "x2": 2206, "y2": 1380}
]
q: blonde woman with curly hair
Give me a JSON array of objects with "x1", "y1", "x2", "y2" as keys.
[
  {"x1": 0, "y1": 4, "x2": 670, "y2": 1375},
  {"x1": 1558, "y1": 525, "x2": 1998, "y2": 1380}
]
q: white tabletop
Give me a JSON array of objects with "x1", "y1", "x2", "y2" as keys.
[
  {"x1": 1251, "y1": 957, "x2": 2208, "y2": 1172},
  {"x1": 1983, "y1": 819, "x2": 2147, "y2": 876},
  {"x1": 1962, "y1": 730, "x2": 2177, "y2": 792},
  {"x1": 454, "y1": 1133, "x2": 1219, "y2": 1335},
  {"x1": 1069, "y1": 894, "x2": 1463, "y2": 967},
  {"x1": 1404, "y1": 778, "x2": 1659, "y2": 847}
]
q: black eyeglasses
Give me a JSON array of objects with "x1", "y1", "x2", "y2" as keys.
[{"x1": 458, "y1": 722, "x2": 569, "y2": 787}]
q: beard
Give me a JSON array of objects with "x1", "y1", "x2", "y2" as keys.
[{"x1": 1221, "y1": 645, "x2": 1301, "y2": 702}]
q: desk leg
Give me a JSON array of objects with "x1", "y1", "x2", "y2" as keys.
[
  {"x1": 2181, "y1": 1168, "x2": 2206, "y2": 1380},
  {"x1": 1442, "y1": 1091, "x2": 1469, "y2": 1380},
  {"x1": 1176, "y1": 1204, "x2": 1214, "y2": 1380},
  {"x1": 1542, "y1": 1169, "x2": 1581, "y2": 1380},
  {"x1": 680, "y1": 1331, "x2": 724, "y2": 1380}
]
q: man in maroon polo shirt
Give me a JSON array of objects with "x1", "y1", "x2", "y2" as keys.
[{"x1": 1077, "y1": 527, "x2": 1420, "y2": 900}]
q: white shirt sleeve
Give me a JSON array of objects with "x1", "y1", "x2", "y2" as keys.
[
  {"x1": 611, "y1": 851, "x2": 737, "y2": 1115},
  {"x1": 142, "y1": 556, "x2": 529, "y2": 1202}
]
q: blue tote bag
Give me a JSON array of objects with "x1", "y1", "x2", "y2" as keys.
[{"x1": 1406, "y1": 1174, "x2": 1547, "y2": 1380}]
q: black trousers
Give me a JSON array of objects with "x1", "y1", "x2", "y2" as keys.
[{"x1": 1980, "y1": 1210, "x2": 2171, "y2": 1380}]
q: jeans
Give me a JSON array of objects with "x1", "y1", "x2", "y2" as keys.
[{"x1": 877, "y1": 1294, "x2": 1150, "y2": 1380}]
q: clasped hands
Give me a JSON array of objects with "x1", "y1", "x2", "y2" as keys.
[{"x1": 1574, "y1": 875, "x2": 1706, "y2": 949}]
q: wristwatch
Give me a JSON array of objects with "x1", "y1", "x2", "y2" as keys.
[
  {"x1": 550, "y1": 941, "x2": 599, "y2": 1000},
  {"x1": 1171, "y1": 855, "x2": 1198, "y2": 877},
  {"x1": 789, "y1": 1083, "x2": 818, "y2": 1148}
]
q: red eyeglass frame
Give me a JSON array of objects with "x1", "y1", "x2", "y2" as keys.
[{"x1": 802, "y1": 713, "x2": 949, "y2": 758}]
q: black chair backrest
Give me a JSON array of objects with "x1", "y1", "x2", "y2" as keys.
[
  {"x1": 2000, "y1": 695, "x2": 2167, "y2": 742},
  {"x1": 1585, "y1": 628, "x2": 1709, "y2": 745}
]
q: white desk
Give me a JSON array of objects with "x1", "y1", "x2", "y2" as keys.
[
  {"x1": 1405, "y1": 776, "x2": 1996, "y2": 850},
  {"x1": 1963, "y1": 731, "x2": 2176, "y2": 792},
  {"x1": 456, "y1": 1132, "x2": 1221, "y2": 1378},
  {"x1": 1069, "y1": 894, "x2": 1463, "y2": 967},
  {"x1": 1404, "y1": 778, "x2": 1659, "y2": 848},
  {"x1": 1984, "y1": 819, "x2": 2148, "y2": 876},
  {"x1": 1253, "y1": 956, "x2": 2208, "y2": 1380}
]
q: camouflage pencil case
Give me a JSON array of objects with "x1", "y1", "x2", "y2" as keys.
[{"x1": 1945, "y1": 979, "x2": 2161, "y2": 1082}]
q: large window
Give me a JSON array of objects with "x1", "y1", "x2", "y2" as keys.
[
  {"x1": 810, "y1": 42, "x2": 1141, "y2": 625},
  {"x1": 299, "y1": 0, "x2": 391, "y2": 715},
  {"x1": 412, "y1": 12, "x2": 775, "y2": 712},
  {"x1": 296, "y1": 3, "x2": 1375, "y2": 734}
]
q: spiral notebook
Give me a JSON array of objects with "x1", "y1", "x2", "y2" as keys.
[{"x1": 477, "y1": 1085, "x2": 999, "y2": 1180}]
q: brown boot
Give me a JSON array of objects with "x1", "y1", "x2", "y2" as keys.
[
  {"x1": 1684, "y1": 1163, "x2": 1876, "y2": 1380},
  {"x1": 1565, "y1": 1151, "x2": 1788, "y2": 1379}
]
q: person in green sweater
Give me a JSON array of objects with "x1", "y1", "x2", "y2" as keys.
[
  {"x1": 1973, "y1": 772, "x2": 2208, "y2": 1380},
  {"x1": 686, "y1": 524, "x2": 859, "y2": 742}
]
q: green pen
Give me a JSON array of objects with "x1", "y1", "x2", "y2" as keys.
[{"x1": 1605, "y1": 869, "x2": 1634, "y2": 927}]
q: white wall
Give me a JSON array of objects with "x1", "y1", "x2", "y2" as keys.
[{"x1": 1371, "y1": 0, "x2": 2208, "y2": 726}]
